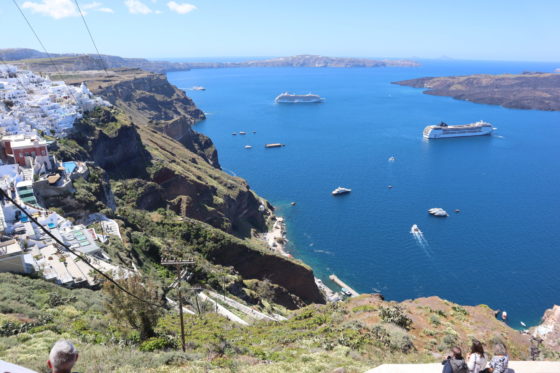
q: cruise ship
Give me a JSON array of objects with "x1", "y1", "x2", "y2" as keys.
[
  {"x1": 275, "y1": 92, "x2": 324, "y2": 103},
  {"x1": 423, "y1": 121, "x2": 493, "y2": 139}
]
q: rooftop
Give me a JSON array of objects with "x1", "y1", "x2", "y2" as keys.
[{"x1": 0, "y1": 239, "x2": 22, "y2": 257}]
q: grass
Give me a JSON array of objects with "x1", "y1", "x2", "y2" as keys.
[{"x1": 0, "y1": 273, "x2": 437, "y2": 372}]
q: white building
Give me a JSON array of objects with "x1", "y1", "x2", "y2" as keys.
[
  {"x1": 0, "y1": 239, "x2": 29, "y2": 274},
  {"x1": 0, "y1": 65, "x2": 110, "y2": 136}
]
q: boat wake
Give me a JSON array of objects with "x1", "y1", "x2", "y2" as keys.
[{"x1": 410, "y1": 225, "x2": 432, "y2": 256}]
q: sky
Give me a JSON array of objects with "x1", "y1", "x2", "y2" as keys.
[{"x1": 0, "y1": 0, "x2": 559, "y2": 62}]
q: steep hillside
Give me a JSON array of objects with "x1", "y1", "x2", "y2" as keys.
[
  {"x1": 1, "y1": 274, "x2": 556, "y2": 373},
  {"x1": 59, "y1": 69, "x2": 216, "y2": 167},
  {"x1": 48, "y1": 105, "x2": 323, "y2": 308}
]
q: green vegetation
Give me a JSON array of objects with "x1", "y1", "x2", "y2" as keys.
[
  {"x1": 379, "y1": 305, "x2": 412, "y2": 330},
  {"x1": 0, "y1": 273, "x2": 435, "y2": 372}
]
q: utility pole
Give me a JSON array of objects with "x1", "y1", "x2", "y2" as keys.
[{"x1": 161, "y1": 256, "x2": 195, "y2": 353}]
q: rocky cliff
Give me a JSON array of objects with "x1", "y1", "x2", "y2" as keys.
[
  {"x1": 62, "y1": 69, "x2": 217, "y2": 168},
  {"x1": 47, "y1": 72, "x2": 325, "y2": 307},
  {"x1": 531, "y1": 305, "x2": 560, "y2": 353},
  {"x1": 393, "y1": 73, "x2": 560, "y2": 111}
]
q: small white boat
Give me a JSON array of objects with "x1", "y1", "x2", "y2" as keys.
[
  {"x1": 410, "y1": 224, "x2": 422, "y2": 234},
  {"x1": 428, "y1": 208, "x2": 449, "y2": 217},
  {"x1": 388, "y1": 156, "x2": 396, "y2": 162},
  {"x1": 192, "y1": 86, "x2": 206, "y2": 91},
  {"x1": 239, "y1": 131, "x2": 247, "y2": 135},
  {"x1": 332, "y1": 187, "x2": 351, "y2": 196},
  {"x1": 520, "y1": 321, "x2": 527, "y2": 327},
  {"x1": 501, "y1": 311, "x2": 508, "y2": 320},
  {"x1": 244, "y1": 145, "x2": 252, "y2": 149}
]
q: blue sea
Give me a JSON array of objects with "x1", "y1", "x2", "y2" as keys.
[{"x1": 167, "y1": 60, "x2": 560, "y2": 328}]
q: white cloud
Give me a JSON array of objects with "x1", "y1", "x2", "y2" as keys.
[
  {"x1": 82, "y1": 1, "x2": 102, "y2": 10},
  {"x1": 167, "y1": 1, "x2": 196, "y2": 14},
  {"x1": 83, "y1": 1, "x2": 114, "y2": 13},
  {"x1": 22, "y1": 0, "x2": 80, "y2": 19},
  {"x1": 124, "y1": 0, "x2": 153, "y2": 14}
]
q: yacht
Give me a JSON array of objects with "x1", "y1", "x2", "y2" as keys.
[
  {"x1": 410, "y1": 224, "x2": 422, "y2": 234},
  {"x1": 423, "y1": 121, "x2": 493, "y2": 139},
  {"x1": 428, "y1": 208, "x2": 449, "y2": 217},
  {"x1": 332, "y1": 187, "x2": 351, "y2": 196},
  {"x1": 192, "y1": 86, "x2": 206, "y2": 91},
  {"x1": 275, "y1": 92, "x2": 324, "y2": 103},
  {"x1": 244, "y1": 145, "x2": 252, "y2": 149}
]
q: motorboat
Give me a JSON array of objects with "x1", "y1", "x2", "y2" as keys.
[
  {"x1": 428, "y1": 208, "x2": 449, "y2": 217},
  {"x1": 332, "y1": 187, "x2": 351, "y2": 196}
]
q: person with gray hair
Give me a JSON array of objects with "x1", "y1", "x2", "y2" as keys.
[
  {"x1": 47, "y1": 340, "x2": 78, "y2": 373},
  {"x1": 483, "y1": 343, "x2": 508, "y2": 373}
]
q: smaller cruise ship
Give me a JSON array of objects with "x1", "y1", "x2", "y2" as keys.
[
  {"x1": 275, "y1": 92, "x2": 324, "y2": 103},
  {"x1": 332, "y1": 187, "x2": 351, "y2": 196},
  {"x1": 423, "y1": 121, "x2": 493, "y2": 139}
]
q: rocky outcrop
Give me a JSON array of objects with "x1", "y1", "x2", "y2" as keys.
[
  {"x1": 62, "y1": 69, "x2": 218, "y2": 168},
  {"x1": 204, "y1": 236, "x2": 325, "y2": 308},
  {"x1": 531, "y1": 305, "x2": 560, "y2": 352},
  {"x1": 394, "y1": 73, "x2": 560, "y2": 111},
  {"x1": 90, "y1": 125, "x2": 151, "y2": 180}
]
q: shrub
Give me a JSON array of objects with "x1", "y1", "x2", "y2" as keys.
[
  {"x1": 371, "y1": 323, "x2": 415, "y2": 353},
  {"x1": 452, "y1": 305, "x2": 468, "y2": 316},
  {"x1": 379, "y1": 305, "x2": 412, "y2": 330},
  {"x1": 438, "y1": 332, "x2": 458, "y2": 352},
  {"x1": 139, "y1": 336, "x2": 175, "y2": 352},
  {"x1": 351, "y1": 305, "x2": 376, "y2": 313},
  {"x1": 422, "y1": 329, "x2": 437, "y2": 337}
]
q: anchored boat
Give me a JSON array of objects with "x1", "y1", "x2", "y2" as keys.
[
  {"x1": 275, "y1": 92, "x2": 324, "y2": 103},
  {"x1": 423, "y1": 121, "x2": 493, "y2": 139},
  {"x1": 332, "y1": 187, "x2": 351, "y2": 196}
]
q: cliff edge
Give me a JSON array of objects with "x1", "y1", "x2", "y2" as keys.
[{"x1": 393, "y1": 73, "x2": 560, "y2": 111}]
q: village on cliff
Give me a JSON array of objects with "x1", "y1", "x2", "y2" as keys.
[{"x1": 0, "y1": 64, "x2": 126, "y2": 286}]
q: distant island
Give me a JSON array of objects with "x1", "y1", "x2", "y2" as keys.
[
  {"x1": 394, "y1": 72, "x2": 560, "y2": 111},
  {"x1": 186, "y1": 54, "x2": 420, "y2": 69},
  {"x1": 1, "y1": 48, "x2": 419, "y2": 73}
]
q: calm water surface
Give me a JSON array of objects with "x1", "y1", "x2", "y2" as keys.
[{"x1": 168, "y1": 60, "x2": 560, "y2": 327}]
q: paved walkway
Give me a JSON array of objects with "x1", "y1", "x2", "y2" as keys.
[
  {"x1": 198, "y1": 292, "x2": 249, "y2": 326},
  {"x1": 366, "y1": 361, "x2": 560, "y2": 373},
  {"x1": 206, "y1": 290, "x2": 287, "y2": 321}
]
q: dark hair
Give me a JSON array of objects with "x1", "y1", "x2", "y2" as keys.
[
  {"x1": 471, "y1": 339, "x2": 485, "y2": 356},
  {"x1": 452, "y1": 346, "x2": 463, "y2": 359}
]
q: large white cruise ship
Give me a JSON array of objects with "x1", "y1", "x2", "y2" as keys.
[
  {"x1": 423, "y1": 121, "x2": 493, "y2": 139},
  {"x1": 275, "y1": 92, "x2": 324, "y2": 103}
]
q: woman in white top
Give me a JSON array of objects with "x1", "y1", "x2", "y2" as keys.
[{"x1": 467, "y1": 339, "x2": 487, "y2": 373}]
